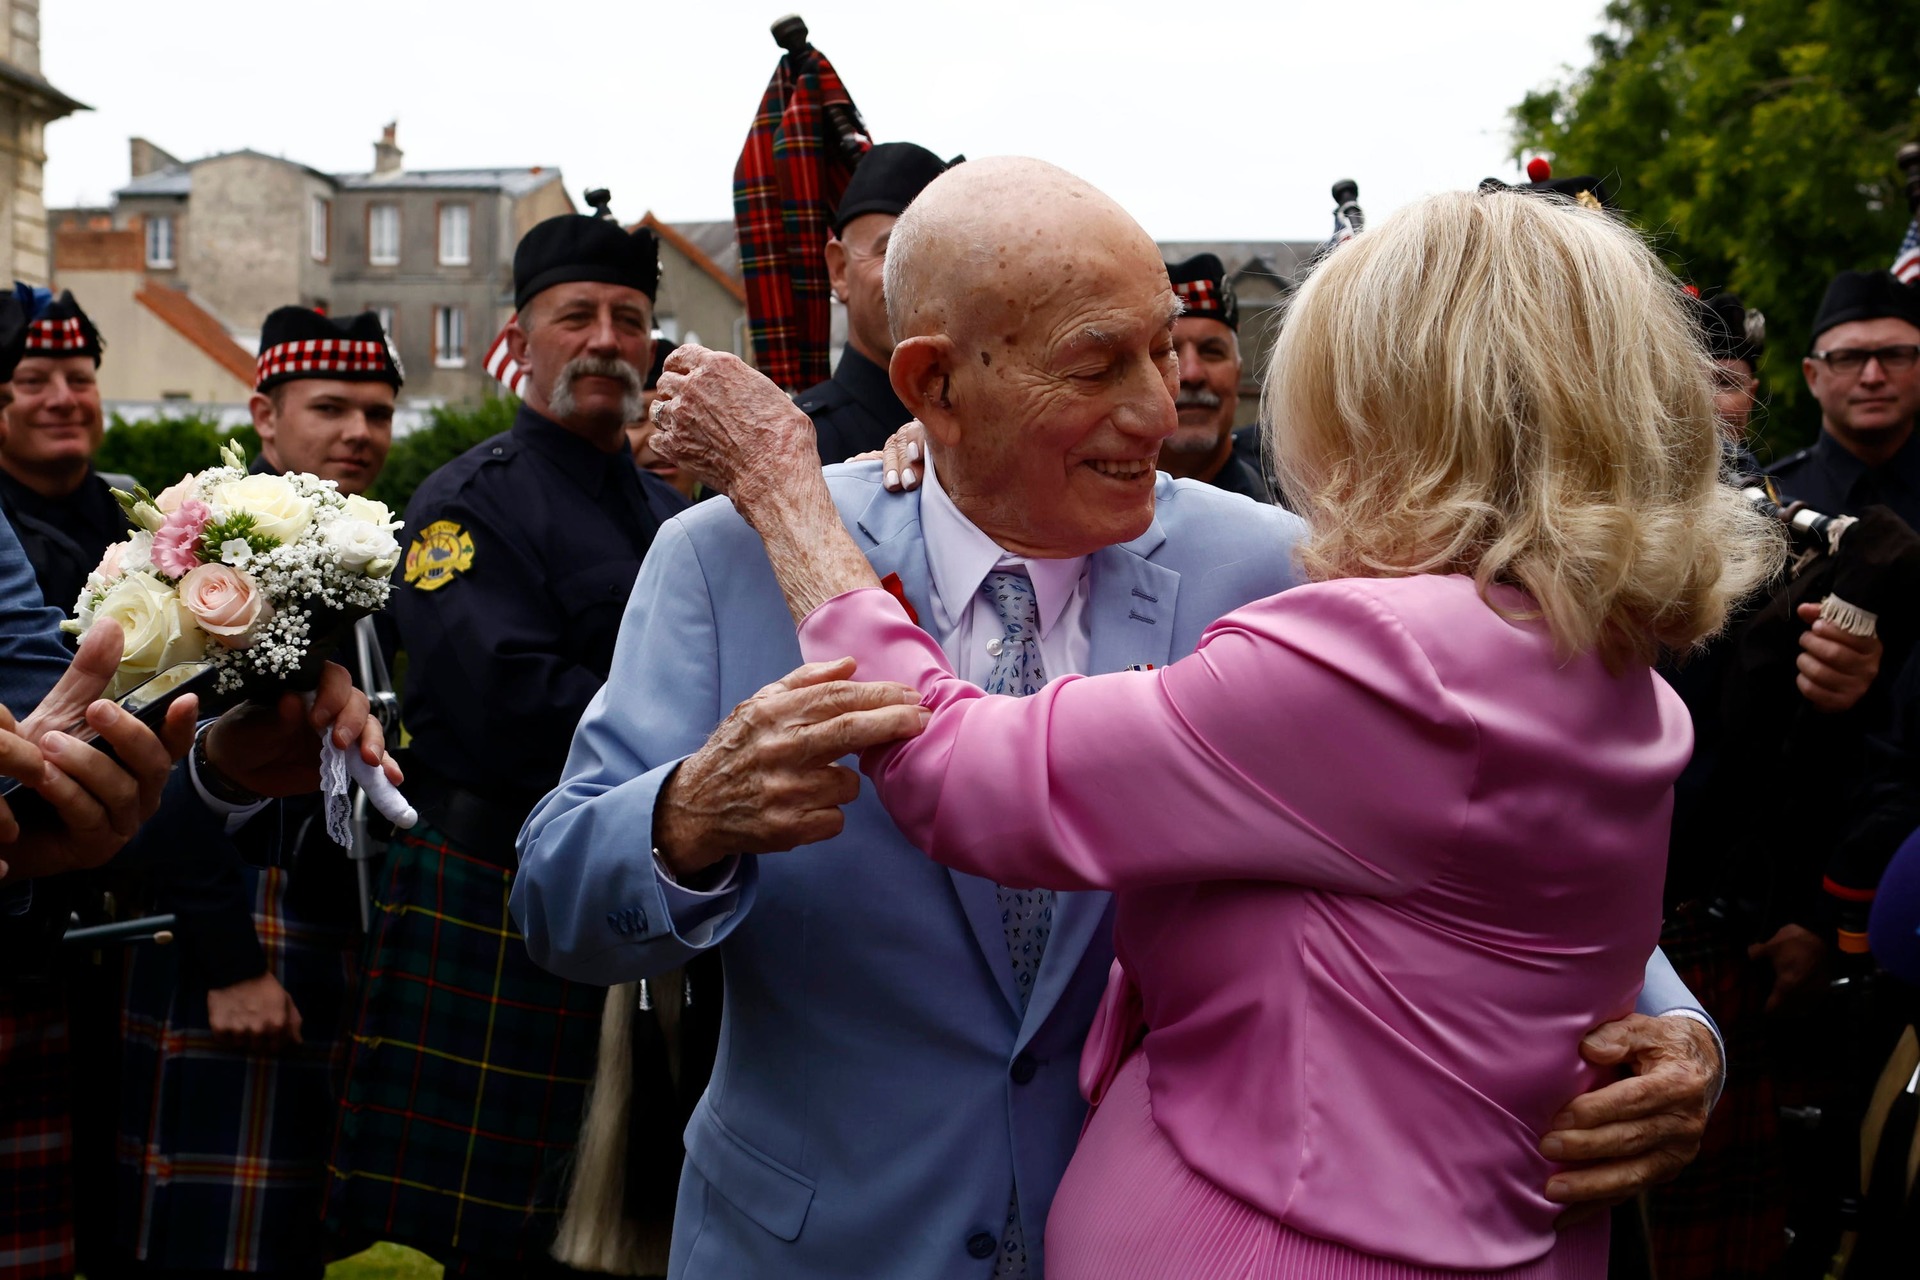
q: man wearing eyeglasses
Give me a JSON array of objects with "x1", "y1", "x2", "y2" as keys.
[{"x1": 1770, "y1": 269, "x2": 1920, "y2": 526}]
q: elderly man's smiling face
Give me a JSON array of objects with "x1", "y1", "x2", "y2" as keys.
[{"x1": 890, "y1": 160, "x2": 1180, "y2": 558}]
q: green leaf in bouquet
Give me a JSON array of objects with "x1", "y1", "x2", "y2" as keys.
[{"x1": 200, "y1": 511, "x2": 279, "y2": 562}]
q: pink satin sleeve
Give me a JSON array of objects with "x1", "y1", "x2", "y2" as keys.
[{"x1": 796, "y1": 581, "x2": 1482, "y2": 897}]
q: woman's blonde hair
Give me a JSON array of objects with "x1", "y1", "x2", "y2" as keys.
[{"x1": 1265, "y1": 189, "x2": 1782, "y2": 669}]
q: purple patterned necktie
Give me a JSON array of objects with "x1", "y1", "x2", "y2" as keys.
[{"x1": 980, "y1": 569, "x2": 1053, "y2": 1280}]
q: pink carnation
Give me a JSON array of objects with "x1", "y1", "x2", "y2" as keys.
[{"x1": 152, "y1": 499, "x2": 213, "y2": 578}]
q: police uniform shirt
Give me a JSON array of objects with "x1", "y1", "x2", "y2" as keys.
[
  {"x1": 1767, "y1": 427, "x2": 1920, "y2": 530},
  {"x1": 0, "y1": 466, "x2": 129, "y2": 617},
  {"x1": 798, "y1": 344, "x2": 912, "y2": 465},
  {"x1": 394, "y1": 404, "x2": 689, "y2": 803},
  {"x1": 1209, "y1": 425, "x2": 1280, "y2": 506}
]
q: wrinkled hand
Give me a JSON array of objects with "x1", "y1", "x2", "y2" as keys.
[
  {"x1": 0, "y1": 619, "x2": 197, "y2": 881},
  {"x1": 204, "y1": 660, "x2": 401, "y2": 799},
  {"x1": 650, "y1": 346, "x2": 820, "y2": 508},
  {"x1": 1747, "y1": 923, "x2": 1828, "y2": 1014},
  {"x1": 206, "y1": 970, "x2": 303, "y2": 1051},
  {"x1": 1795, "y1": 603, "x2": 1881, "y2": 713},
  {"x1": 1540, "y1": 1013, "x2": 1720, "y2": 1225},
  {"x1": 654, "y1": 658, "x2": 930, "y2": 880}
]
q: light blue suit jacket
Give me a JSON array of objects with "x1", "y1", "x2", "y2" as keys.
[{"x1": 513, "y1": 463, "x2": 1707, "y2": 1280}]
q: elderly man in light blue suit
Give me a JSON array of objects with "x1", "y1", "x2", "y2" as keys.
[{"x1": 514, "y1": 158, "x2": 1723, "y2": 1280}]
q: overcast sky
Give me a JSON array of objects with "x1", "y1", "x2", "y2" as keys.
[{"x1": 42, "y1": 0, "x2": 1612, "y2": 243}]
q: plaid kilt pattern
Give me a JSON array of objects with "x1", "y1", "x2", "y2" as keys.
[
  {"x1": 326, "y1": 824, "x2": 604, "y2": 1260},
  {"x1": 1644, "y1": 906, "x2": 1788, "y2": 1279},
  {"x1": 733, "y1": 48, "x2": 867, "y2": 392},
  {"x1": 115, "y1": 864, "x2": 355, "y2": 1271},
  {"x1": 0, "y1": 983, "x2": 73, "y2": 1278}
]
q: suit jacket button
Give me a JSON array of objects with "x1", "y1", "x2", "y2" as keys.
[
  {"x1": 967, "y1": 1231, "x2": 997, "y2": 1259},
  {"x1": 1010, "y1": 1052, "x2": 1037, "y2": 1084}
]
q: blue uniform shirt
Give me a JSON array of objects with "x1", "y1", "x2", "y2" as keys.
[
  {"x1": 393, "y1": 404, "x2": 688, "y2": 802},
  {"x1": 1767, "y1": 426, "x2": 1920, "y2": 528}
]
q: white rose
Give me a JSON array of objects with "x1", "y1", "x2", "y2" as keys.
[
  {"x1": 213, "y1": 473, "x2": 313, "y2": 545},
  {"x1": 340, "y1": 493, "x2": 401, "y2": 531},
  {"x1": 95, "y1": 573, "x2": 208, "y2": 697},
  {"x1": 325, "y1": 518, "x2": 402, "y2": 575}
]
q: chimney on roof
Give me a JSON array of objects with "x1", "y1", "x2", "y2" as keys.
[
  {"x1": 374, "y1": 122, "x2": 403, "y2": 175},
  {"x1": 129, "y1": 137, "x2": 182, "y2": 179}
]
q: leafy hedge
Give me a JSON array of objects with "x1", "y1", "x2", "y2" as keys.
[{"x1": 95, "y1": 397, "x2": 521, "y2": 519}]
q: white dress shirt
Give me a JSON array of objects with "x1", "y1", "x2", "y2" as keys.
[{"x1": 918, "y1": 453, "x2": 1093, "y2": 683}]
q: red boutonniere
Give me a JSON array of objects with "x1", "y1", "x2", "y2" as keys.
[{"x1": 879, "y1": 573, "x2": 920, "y2": 627}]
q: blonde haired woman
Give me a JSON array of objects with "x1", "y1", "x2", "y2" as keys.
[{"x1": 651, "y1": 187, "x2": 1781, "y2": 1277}]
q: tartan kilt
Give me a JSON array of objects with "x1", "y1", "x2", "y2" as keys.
[
  {"x1": 326, "y1": 824, "x2": 604, "y2": 1260},
  {"x1": 0, "y1": 982, "x2": 73, "y2": 1279},
  {"x1": 115, "y1": 863, "x2": 356, "y2": 1271},
  {"x1": 1644, "y1": 906, "x2": 1788, "y2": 1279}
]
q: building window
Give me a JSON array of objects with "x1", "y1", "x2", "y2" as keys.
[
  {"x1": 310, "y1": 196, "x2": 331, "y2": 262},
  {"x1": 372, "y1": 305, "x2": 397, "y2": 339},
  {"x1": 368, "y1": 204, "x2": 400, "y2": 265},
  {"x1": 434, "y1": 306, "x2": 466, "y2": 367},
  {"x1": 438, "y1": 203, "x2": 471, "y2": 266},
  {"x1": 145, "y1": 215, "x2": 175, "y2": 268}
]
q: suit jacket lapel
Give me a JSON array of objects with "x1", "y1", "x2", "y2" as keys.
[
  {"x1": 856, "y1": 485, "x2": 1025, "y2": 1014},
  {"x1": 1086, "y1": 515, "x2": 1179, "y2": 678}
]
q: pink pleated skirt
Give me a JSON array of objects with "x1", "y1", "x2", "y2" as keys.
[{"x1": 1043, "y1": 1050, "x2": 1610, "y2": 1280}]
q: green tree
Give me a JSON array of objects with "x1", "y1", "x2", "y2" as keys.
[
  {"x1": 368, "y1": 395, "x2": 520, "y2": 516},
  {"x1": 96, "y1": 413, "x2": 260, "y2": 491},
  {"x1": 1512, "y1": 0, "x2": 1920, "y2": 459}
]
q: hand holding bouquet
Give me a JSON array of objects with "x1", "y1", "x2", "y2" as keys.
[{"x1": 68, "y1": 442, "x2": 413, "y2": 833}]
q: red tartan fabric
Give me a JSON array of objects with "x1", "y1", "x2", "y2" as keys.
[
  {"x1": 0, "y1": 984, "x2": 74, "y2": 1279},
  {"x1": 733, "y1": 49, "x2": 869, "y2": 392}
]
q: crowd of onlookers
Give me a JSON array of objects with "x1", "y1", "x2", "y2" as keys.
[{"x1": 0, "y1": 135, "x2": 1916, "y2": 1280}]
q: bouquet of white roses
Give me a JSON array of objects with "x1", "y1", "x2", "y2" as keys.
[{"x1": 68, "y1": 441, "x2": 403, "y2": 699}]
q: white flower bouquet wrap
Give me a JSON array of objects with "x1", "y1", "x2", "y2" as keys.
[{"x1": 69, "y1": 441, "x2": 401, "y2": 700}]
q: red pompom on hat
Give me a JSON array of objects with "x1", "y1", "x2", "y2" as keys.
[{"x1": 1526, "y1": 157, "x2": 1552, "y2": 182}]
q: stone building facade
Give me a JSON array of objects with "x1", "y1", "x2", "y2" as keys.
[
  {"x1": 61, "y1": 125, "x2": 578, "y2": 407},
  {"x1": 0, "y1": 0, "x2": 83, "y2": 285}
]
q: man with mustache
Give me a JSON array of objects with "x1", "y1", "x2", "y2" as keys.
[
  {"x1": 327, "y1": 212, "x2": 691, "y2": 1274},
  {"x1": 0, "y1": 291, "x2": 138, "y2": 617},
  {"x1": 1158, "y1": 254, "x2": 1274, "y2": 502}
]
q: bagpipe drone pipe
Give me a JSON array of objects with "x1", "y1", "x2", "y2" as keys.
[{"x1": 1704, "y1": 490, "x2": 1920, "y2": 939}]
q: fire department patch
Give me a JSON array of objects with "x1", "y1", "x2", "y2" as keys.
[{"x1": 404, "y1": 520, "x2": 475, "y2": 592}]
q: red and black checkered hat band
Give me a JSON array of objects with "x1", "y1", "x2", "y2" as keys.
[
  {"x1": 255, "y1": 338, "x2": 392, "y2": 390},
  {"x1": 1174, "y1": 279, "x2": 1224, "y2": 317},
  {"x1": 25, "y1": 317, "x2": 90, "y2": 354}
]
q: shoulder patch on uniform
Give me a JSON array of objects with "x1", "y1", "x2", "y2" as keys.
[{"x1": 404, "y1": 519, "x2": 476, "y2": 592}]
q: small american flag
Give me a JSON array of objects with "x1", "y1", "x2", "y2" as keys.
[
  {"x1": 1896, "y1": 215, "x2": 1920, "y2": 286},
  {"x1": 484, "y1": 319, "x2": 529, "y2": 397}
]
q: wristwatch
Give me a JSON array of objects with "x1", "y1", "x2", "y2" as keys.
[{"x1": 192, "y1": 722, "x2": 266, "y2": 806}]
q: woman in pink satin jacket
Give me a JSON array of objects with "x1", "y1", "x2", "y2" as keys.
[{"x1": 650, "y1": 173, "x2": 1782, "y2": 1277}]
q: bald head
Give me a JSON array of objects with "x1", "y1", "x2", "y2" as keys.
[
  {"x1": 883, "y1": 157, "x2": 1169, "y2": 346},
  {"x1": 878, "y1": 157, "x2": 1180, "y2": 560}
]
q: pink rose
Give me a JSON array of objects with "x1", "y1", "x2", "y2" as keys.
[
  {"x1": 94, "y1": 541, "x2": 127, "y2": 579},
  {"x1": 152, "y1": 499, "x2": 213, "y2": 578},
  {"x1": 154, "y1": 475, "x2": 200, "y2": 514},
  {"x1": 177, "y1": 563, "x2": 269, "y2": 647}
]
